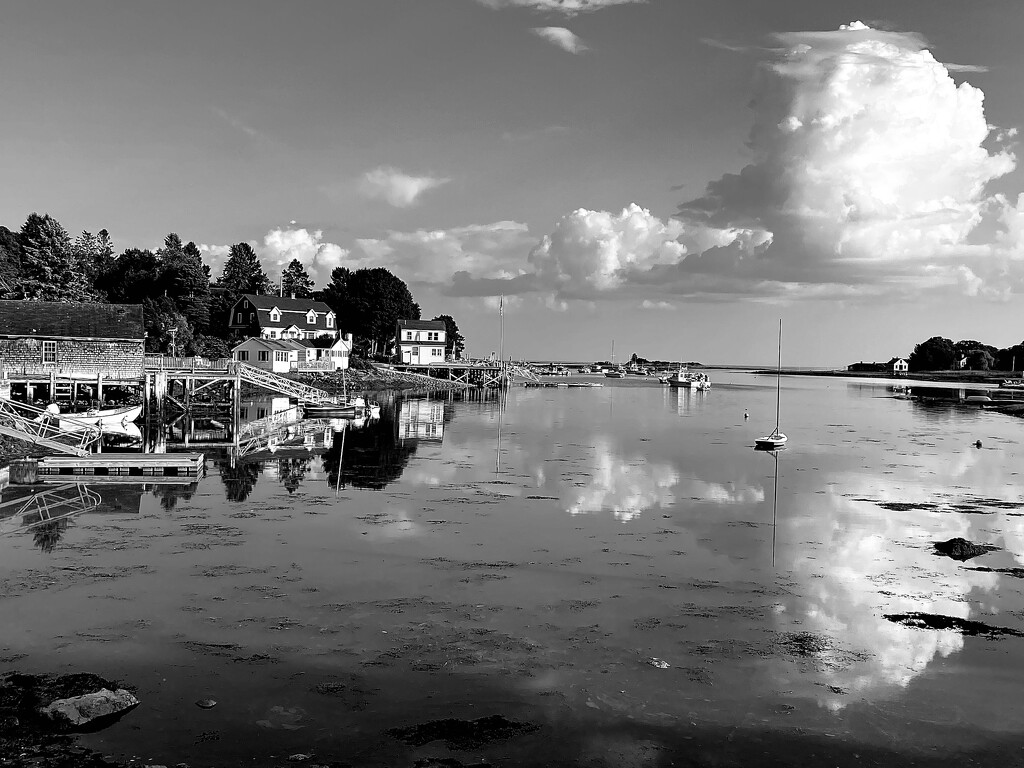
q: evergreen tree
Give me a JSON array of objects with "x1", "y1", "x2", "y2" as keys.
[
  {"x1": 158, "y1": 234, "x2": 211, "y2": 330},
  {"x1": 281, "y1": 258, "x2": 314, "y2": 298},
  {"x1": 98, "y1": 248, "x2": 162, "y2": 304},
  {"x1": 218, "y1": 242, "x2": 271, "y2": 295},
  {"x1": 18, "y1": 213, "x2": 99, "y2": 302},
  {"x1": 0, "y1": 226, "x2": 21, "y2": 293}
]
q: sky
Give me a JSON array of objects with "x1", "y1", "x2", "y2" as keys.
[{"x1": 2, "y1": 0, "x2": 1024, "y2": 366}]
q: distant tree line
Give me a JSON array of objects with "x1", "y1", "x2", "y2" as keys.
[
  {"x1": 0, "y1": 212, "x2": 464, "y2": 360},
  {"x1": 908, "y1": 336, "x2": 1024, "y2": 372}
]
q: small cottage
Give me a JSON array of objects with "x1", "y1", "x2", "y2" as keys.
[
  {"x1": 396, "y1": 319, "x2": 446, "y2": 365},
  {"x1": 231, "y1": 338, "x2": 303, "y2": 373}
]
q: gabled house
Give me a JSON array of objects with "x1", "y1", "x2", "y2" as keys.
[
  {"x1": 891, "y1": 357, "x2": 909, "y2": 375},
  {"x1": 0, "y1": 300, "x2": 144, "y2": 381},
  {"x1": 228, "y1": 294, "x2": 339, "y2": 341},
  {"x1": 396, "y1": 319, "x2": 446, "y2": 365}
]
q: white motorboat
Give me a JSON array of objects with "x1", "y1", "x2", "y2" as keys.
[
  {"x1": 604, "y1": 367, "x2": 626, "y2": 378},
  {"x1": 756, "y1": 319, "x2": 788, "y2": 451},
  {"x1": 667, "y1": 368, "x2": 711, "y2": 390},
  {"x1": 57, "y1": 404, "x2": 143, "y2": 431}
]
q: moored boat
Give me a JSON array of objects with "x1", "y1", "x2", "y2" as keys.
[
  {"x1": 604, "y1": 367, "x2": 626, "y2": 378},
  {"x1": 667, "y1": 368, "x2": 711, "y2": 390},
  {"x1": 58, "y1": 404, "x2": 143, "y2": 431}
]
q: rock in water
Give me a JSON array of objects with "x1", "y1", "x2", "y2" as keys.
[
  {"x1": 40, "y1": 688, "x2": 139, "y2": 728},
  {"x1": 934, "y1": 537, "x2": 997, "y2": 561},
  {"x1": 195, "y1": 699, "x2": 217, "y2": 709}
]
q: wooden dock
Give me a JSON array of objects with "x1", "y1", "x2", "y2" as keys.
[{"x1": 38, "y1": 453, "x2": 205, "y2": 479}]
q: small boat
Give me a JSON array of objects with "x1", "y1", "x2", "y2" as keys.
[
  {"x1": 604, "y1": 367, "x2": 626, "y2": 378},
  {"x1": 304, "y1": 396, "x2": 366, "y2": 418},
  {"x1": 756, "y1": 319, "x2": 788, "y2": 451},
  {"x1": 667, "y1": 368, "x2": 711, "y2": 390},
  {"x1": 58, "y1": 404, "x2": 143, "y2": 431}
]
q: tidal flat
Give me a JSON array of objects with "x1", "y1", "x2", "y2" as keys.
[{"x1": 1, "y1": 372, "x2": 1023, "y2": 767}]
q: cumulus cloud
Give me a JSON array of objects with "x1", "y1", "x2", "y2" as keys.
[
  {"x1": 353, "y1": 221, "x2": 534, "y2": 286},
  {"x1": 258, "y1": 226, "x2": 349, "y2": 287},
  {"x1": 675, "y1": 20, "x2": 1018, "y2": 299},
  {"x1": 200, "y1": 226, "x2": 349, "y2": 290},
  {"x1": 444, "y1": 21, "x2": 1024, "y2": 304},
  {"x1": 532, "y1": 26, "x2": 586, "y2": 54},
  {"x1": 474, "y1": 0, "x2": 644, "y2": 14},
  {"x1": 358, "y1": 166, "x2": 449, "y2": 208}
]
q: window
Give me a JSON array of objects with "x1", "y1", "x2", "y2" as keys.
[
  {"x1": 249, "y1": 312, "x2": 255, "y2": 322},
  {"x1": 270, "y1": 310, "x2": 280, "y2": 322},
  {"x1": 307, "y1": 311, "x2": 316, "y2": 324},
  {"x1": 275, "y1": 351, "x2": 288, "y2": 362},
  {"x1": 257, "y1": 408, "x2": 267, "y2": 419},
  {"x1": 243, "y1": 300, "x2": 249, "y2": 308},
  {"x1": 432, "y1": 347, "x2": 442, "y2": 357},
  {"x1": 237, "y1": 351, "x2": 249, "y2": 361},
  {"x1": 327, "y1": 315, "x2": 334, "y2": 328},
  {"x1": 412, "y1": 346, "x2": 419, "y2": 356},
  {"x1": 42, "y1": 341, "x2": 57, "y2": 364},
  {"x1": 236, "y1": 312, "x2": 242, "y2": 324},
  {"x1": 258, "y1": 351, "x2": 269, "y2": 362},
  {"x1": 406, "y1": 331, "x2": 413, "y2": 340},
  {"x1": 269, "y1": 330, "x2": 277, "y2": 339}
]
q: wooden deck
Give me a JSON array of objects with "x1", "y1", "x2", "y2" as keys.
[{"x1": 38, "y1": 453, "x2": 205, "y2": 478}]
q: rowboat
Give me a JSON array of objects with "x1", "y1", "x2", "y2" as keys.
[{"x1": 57, "y1": 404, "x2": 143, "y2": 431}]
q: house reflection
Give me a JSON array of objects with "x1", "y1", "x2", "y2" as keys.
[
  {"x1": 398, "y1": 398, "x2": 445, "y2": 443},
  {"x1": 322, "y1": 400, "x2": 427, "y2": 490}
]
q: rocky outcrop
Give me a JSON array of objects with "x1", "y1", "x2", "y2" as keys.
[{"x1": 40, "y1": 688, "x2": 139, "y2": 728}]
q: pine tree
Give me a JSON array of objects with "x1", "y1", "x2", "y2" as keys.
[
  {"x1": 218, "y1": 242, "x2": 271, "y2": 295},
  {"x1": 18, "y1": 213, "x2": 99, "y2": 302},
  {"x1": 281, "y1": 258, "x2": 314, "y2": 298}
]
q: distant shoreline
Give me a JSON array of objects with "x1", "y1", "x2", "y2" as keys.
[{"x1": 745, "y1": 368, "x2": 1012, "y2": 385}]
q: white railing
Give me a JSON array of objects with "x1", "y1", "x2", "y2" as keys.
[
  {"x1": 144, "y1": 356, "x2": 234, "y2": 372},
  {"x1": 290, "y1": 360, "x2": 335, "y2": 372}
]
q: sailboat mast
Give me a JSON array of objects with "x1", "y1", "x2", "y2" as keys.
[{"x1": 775, "y1": 319, "x2": 782, "y2": 431}]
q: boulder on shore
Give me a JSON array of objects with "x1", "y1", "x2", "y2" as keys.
[{"x1": 40, "y1": 688, "x2": 139, "y2": 728}]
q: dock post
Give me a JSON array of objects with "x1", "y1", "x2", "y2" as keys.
[
  {"x1": 96, "y1": 373, "x2": 104, "y2": 406},
  {"x1": 49, "y1": 370, "x2": 56, "y2": 401}
]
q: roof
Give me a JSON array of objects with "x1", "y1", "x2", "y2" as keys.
[
  {"x1": 238, "y1": 294, "x2": 332, "y2": 314},
  {"x1": 0, "y1": 300, "x2": 144, "y2": 340},
  {"x1": 397, "y1": 319, "x2": 446, "y2": 332}
]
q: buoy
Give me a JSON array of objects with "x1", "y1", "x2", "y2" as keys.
[
  {"x1": 975, "y1": 440, "x2": 983, "y2": 449},
  {"x1": 743, "y1": 410, "x2": 749, "y2": 420}
]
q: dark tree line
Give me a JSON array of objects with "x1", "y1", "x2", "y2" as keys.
[
  {"x1": 908, "y1": 336, "x2": 1024, "y2": 372},
  {"x1": 0, "y1": 212, "x2": 463, "y2": 360}
]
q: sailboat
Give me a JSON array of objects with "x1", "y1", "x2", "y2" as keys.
[{"x1": 755, "y1": 319, "x2": 788, "y2": 450}]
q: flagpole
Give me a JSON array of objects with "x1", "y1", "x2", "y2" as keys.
[{"x1": 499, "y1": 295, "x2": 504, "y2": 363}]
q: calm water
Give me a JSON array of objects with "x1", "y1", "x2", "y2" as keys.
[{"x1": 1, "y1": 371, "x2": 1023, "y2": 766}]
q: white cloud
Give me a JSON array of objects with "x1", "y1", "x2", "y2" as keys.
[
  {"x1": 200, "y1": 226, "x2": 349, "y2": 291},
  {"x1": 258, "y1": 226, "x2": 349, "y2": 288},
  {"x1": 532, "y1": 26, "x2": 586, "y2": 54},
  {"x1": 474, "y1": 0, "x2": 644, "y2": 15},
  {"x1": 353, "y1": 221, "x2": 534, "y2": 285},
  {"x1": 448, "y1": 22, "x2": 1024, "y2": 304},
  {"x1": 525, "y1": 205, "x2": 686, "y2": 297},
  {"x1": 640, "y1": 299, "x2": 673, "y2": 310},
  {"x1": 676, "y1": 21, "x2": 1017, "y2": 298},
  {"x1": 358, "y1": 166, "x2": 450, "y2": 208}
]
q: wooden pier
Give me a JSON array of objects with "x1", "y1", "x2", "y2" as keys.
[
  {"x1": 38, "y1": 453, "x2": 205, "y2": 479},
  {"x1": 391, "y1": 361, "x2": 536, "y2": 388}
]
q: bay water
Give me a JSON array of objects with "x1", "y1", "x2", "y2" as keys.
[{"x1": 1, "y1": 371, "x2": 1023, "y2": 766}]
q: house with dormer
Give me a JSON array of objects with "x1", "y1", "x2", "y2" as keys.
[
  {"x1": 396, "y1": 319, "x2": 447, "y2": 365},
  {"x1": 228, "y1": 294, "x2": 339, "y2": 341}
]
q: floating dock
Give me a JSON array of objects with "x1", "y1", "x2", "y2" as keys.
[{"x1": 38, "y1": 453, "x2": 205, "y2": 479}]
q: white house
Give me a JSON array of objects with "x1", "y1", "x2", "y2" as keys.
[
  {"x1": 396, "y1": 319, "x2": 446, "y2": 365},
  {"x1": 892, "y1": 358, "x2": 909, "y2": 375},
  {"x1": 228, "y1": 294, "x2": 339, "y2": 341},
  {"x1": 231, "y1": 338, "x2": 303, "y2": 373},
  {"x1": 232, "y1": 335, "x2": 353, "y2": 372}
]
